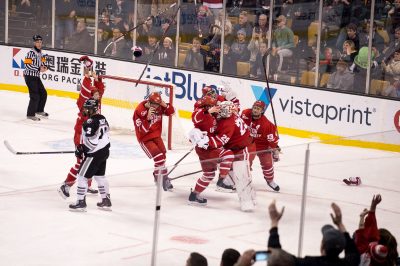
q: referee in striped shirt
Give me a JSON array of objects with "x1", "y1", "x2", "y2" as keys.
[{"x1": 24, "y1": 35, "x2": 49, "y2": 121}]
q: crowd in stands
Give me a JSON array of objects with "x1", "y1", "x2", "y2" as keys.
[
  {"x1": 4, "y1": 0, "x2": 400, "y2": 98},
  {"x1": 184, "y1": 195, "x2": 399, "y2": 266}
]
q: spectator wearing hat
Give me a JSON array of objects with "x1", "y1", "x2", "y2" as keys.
[
  {"x1": 327, "y1": 60, "x2": 354, "y2": 90},
  {"x1": 24, "y1": 35, "x2": 49, "y2": 121},
  {"x1": 231, "y1": 29, "x2": 251, "y2": 63},
  {"x1": 351, "y1": 46, "x2": 377, "y2": 93},
  {"x1": 220, "y1": 248, "x2": 240, "y2": 266},
  {"x1": 267, "y1": 200, "x2": 360, "y2": 266},
  {"x1": 271, "y1": 15, "x2": 295, "y2": 73},
  {"x1": 155, "y1": 37, "x2": 175, "y2": 66},
  {"x1": 66, "y1": 21, "x2": 94, "y2": 53},
  {"x1": 105, "y1": 26, "x2": 129, "y2": 58},
  {"x1": 382, "y1": 80, "x2": 400, "y2": 98}
]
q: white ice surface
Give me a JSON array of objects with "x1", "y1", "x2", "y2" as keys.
[{"x1": 0, "y1": 90, "x2": 399, "y2": 265}]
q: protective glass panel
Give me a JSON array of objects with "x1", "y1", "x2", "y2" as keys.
[
  {"x1": 0, "y1": 0, "x2": 4, "y2": 43},
  {"x1": 7, "y1": 0, "x2": 52, "y2": 47}
]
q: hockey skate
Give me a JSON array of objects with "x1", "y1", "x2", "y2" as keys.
[
  {"x1": 216, "y1": 178, "x2": 236, "y2": 193},
  {"x1": 162, "y1": 176, "x2": 174, "y2": 191},
  {"x1": 188, "y1": 189, "x2": 207, "y2": 206},
  {"x1": 27, "y1": 116, "x2": 40, "y2": 121},
  {"x1": 87, "y1": 187, "x2": 98, "y2": 195},
  {"x1": 69, "y1": 197, "x2": 87, "y2": 212},
  {"x1": 35, "y1": 112, "x2": 49, "y2": 118},
  {"x1": 343, "y1": 177, "x2": 361, "y2": 186},
  {"x1": 267, "y1": 180, "x2": 280, "y2": 192},
  {"x1": 97, "y1": 195, "x2": 112, "y2": 211},
  {"x1": 58, "y1": 183, "x2": 70, "y2": 199}
]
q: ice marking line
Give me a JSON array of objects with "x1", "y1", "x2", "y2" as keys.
[
  {"x1": 97, "y1": 243, "x2": 147, "y2": 254},
  {"x1": 122, "y1": 248, "x2": 221, "y2": 261},
  {"x1": 162, "y1": 222, "x2": 251, "y2": 233},
  {"x1": 108, "y1": 232, "x2": 150, "y2": 242}
]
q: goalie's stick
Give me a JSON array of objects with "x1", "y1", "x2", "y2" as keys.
[
  {"x1": 4, "y1": 140, "x2": 74, "y2": 155},
  {"x1": 135, "y1": 3, "x2": 180, "y2": 87},
  {"x1": 167, "y1": 147, "x2": 194, "y2": 176},
  {"x1": 262, "y1": 49, "x2": 280, "y2": 138},
  {"x1": 103, "y1": 3, "x2": 177, "y2": 54}
]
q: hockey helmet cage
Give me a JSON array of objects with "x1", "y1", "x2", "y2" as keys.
[
  {"x1": 218, "y1": 101, "x2": 234, "y2": 118},
  {"x1": 33, "y1": 35, "x2": 43, "y2": 41},
  {"x1": 199, "y1": 95, "x2": 217, "y2": 107},
  {"x1": 148, "y1": 92, "x2": 162, "y2": 104},
  {"x1": 202, "y1": 86, "x2": 216, "y2": 97},
  {"x1": 253, "y1": 100, "x2": 267, "y2": 113},
  {"x1": 83, "y1": 98, "x2": 99, "y2": 114}
]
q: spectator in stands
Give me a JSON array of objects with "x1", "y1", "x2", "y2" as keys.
[
  {"x1": 137, "y1": 33, "x2": 159, "y2": 62},
  {"x1": 186, "y1": 252, "x2": 208, "y2": 266},
  {"x1": 109, "y1": 0, "x2": 130, "y2": 23},
  {"x1": 183, "y1": 37, "x2": 205, "y2": 71},
  {"x1": 359, "y1": 20, "x2": 385, "y2": 53},
  {"x1": 271, "y1": 15, "x2": 294, "y2": 73},
  {"x1": 220, "y1": 248, "x2": 240, "y2": 266},
  {"x1": 155, "y1": 37, "x2": 175, "y2": 66},
  {"x1": 380, "y1": 27, "x2": 400, "y2": 64},
  {"x1": 381, "y1": 49, "x2": 400, "y2": 79},
  {"x1": 55, "y1": 0, "x2": 77, "y2": 49},
  {"x1": 382, "y1": 80, "x2": 400, "y2": 98},
  {"x1": 388, "y1": 0, "x2": 400, "y2": 33},
  {"x1": 336, "y1": 23, "x2": 360, "y2": 52},
  {"x1": 250, "y1": 41, "x2": 269, "y2": 78},
  {"x1": 231, "y1": 29, "x2": 251, "y2": 63},
  {"x1": 195, "y1": 5, "x2": 213, "y2": 41},
  {"x1": 159, "y1": 18, "x2": 176, "y2": 40},
  {"x1": 322, "y1": 0, "x2": 344, "y2": 36},
  {"x1": 351, "y1": 46, "x2": 377, "y2": 93},
  {"x1": 232, "y1": 11, "x2": 253, "y2": 40},
  {"x1": 222, "y1": 43, "x2": 237, "y2": 75},
  {"x1": 254, "y1": 14, "x2": 269, "y2": 40},
  {"x1": 267, "y1": 200, "x2": 360, "y2": 266},
  {"x1": 327, "y1": 60, "x2": 354, "y2": 90},
  {"x1": 378, "y1": 228, "x2": 399, "y2": 266},
  {"x1": 340, "y1": 40, "x2": 358, "y2": 65},
  {"x1": 66, "y1": 21, "x2": 93, "y2": 53},
  {"x1": 248, "y1": 27, "x2": 263, "y2": 72},
  {"x1": 137, "y1": 16, "x2": 156, "y2": 47},
  {"x1": 97, "y1": 27, "x2": 110, "y2": 55},
  {"x1": 105, "y1": 26, "x2": 128, "y2": 58},
  {"x1": 213, "y1": 9, "x2": 233, "y2": 41},
  {"x1": 99, "y1": 11, "x2": 113, "y2": 38}
]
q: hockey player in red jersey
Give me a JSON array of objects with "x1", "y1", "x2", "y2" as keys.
[
  {"x1": 193, "y1": 86, "x2": 225, "y2": 110},
  {"x1": 241, "y1": 100, "x2": 280, "y2": 191},
  {"x1": 58, "y1": 64, "x2": 105, "y2": 199},
  {"x1": 133, "y1": 92, "x2": 175, "y2": 191},
  {"x1": 188, "y1": 96, "x2": 235, "y2": 205},
  {"x1": 192, "y1": 101, "x2": 257, "y2": 211}
]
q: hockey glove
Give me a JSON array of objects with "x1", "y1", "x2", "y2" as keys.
[
  {"x1": 75, "y1": 144, "x2": 85, "y2": 159},
  {"x1": 197, "y1": 135, "x2": 209, "y2": 150}
]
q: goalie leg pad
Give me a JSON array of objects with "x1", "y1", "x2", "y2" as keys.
[{"x1": 230, "y1": 160, "x2": 256, "y2": 212}]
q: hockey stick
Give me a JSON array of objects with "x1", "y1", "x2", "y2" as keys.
[
  {"x1": 103, "y1": 3, "x2": 177, "y2": 54},
  {"x1": 262, "y1": 49, "x2": 280, "y2": 138},
  {"x1": 167, "y1": 147, "x2": 194, "y2": 176},
  {"x1": 3, "y1": 140, "x2": 74, "y2": 155},
  {"x1": 170, "y1": 169, "x2": 202, "y2": 181},
  {"x1": 135, "y1": 3, "x2": 180, "y2": 87}
]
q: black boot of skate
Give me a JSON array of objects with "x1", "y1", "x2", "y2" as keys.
[
  {"x1": 162, "y1": 176, "x2": 173, "y2": 191},
  {"x1": 216, "y1": 178, "x2": 236, "y2": 193},
  {"x1": 97, "y1": 195, "x2": 112, "y2": 211},
  {"x1": 188, "y1": 189, "x2": 207, "y2": 206},
  {"x1": 58, "y1": 183, "x2": 70, "y2": 199},
  {"x1": 69, "y1": 197, "x2": 87, "y2": 212}
]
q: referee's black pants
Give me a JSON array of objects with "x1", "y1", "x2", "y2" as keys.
[{"x1": 25, "y1": 75, "x2": 47, "y2": 116}]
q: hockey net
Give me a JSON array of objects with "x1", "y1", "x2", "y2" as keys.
[{"x1": 99, "y1": 75, "x2": 190, "y2": 150}]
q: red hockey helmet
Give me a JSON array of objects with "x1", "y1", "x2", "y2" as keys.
[
  {"x1": 79, "y1": 55, "x2": 93, "y2": 68},
  {"x1": 148, "y1": 92, "x2": 162, "y2": 104},
  {"x1": 253, "y1": 100, "x2": 267, "y2": 113},
  {"x1": 199, "y1": 95, "x2": 217, "y2": 107},
  {"x1": 202, "y1": 86, "x2": 216, "y2": 97}
]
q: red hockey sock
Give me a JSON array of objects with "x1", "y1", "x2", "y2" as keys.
[{"x1": 194, "y1": 172, "x2": 214, "y2": 193}]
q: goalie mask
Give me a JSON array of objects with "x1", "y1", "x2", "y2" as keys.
[
  {"x1": 218, "y1": 101, "x2": 234, "y2": 118},
  {"x1": 252, "y1": 100, "x2": 266, "y2": 119},
  {"x1": 82, "y1": 98, "x2": 99, "y2": 117},
  {"x1": 199, "y1": 95, "x2": 217, "y2": 109}
]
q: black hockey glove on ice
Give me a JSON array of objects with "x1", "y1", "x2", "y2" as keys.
[{"x1": 75, "y1": 144, "x2": 85, "y2": 159}]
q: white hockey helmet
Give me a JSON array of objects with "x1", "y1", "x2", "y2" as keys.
[{"x1": 218, "y1": 101, "x2": 234, "y2": 118}]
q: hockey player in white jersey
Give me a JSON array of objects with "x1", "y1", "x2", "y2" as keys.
[{"x1": 69, "y1": 99, "x2": 111, "y2": 212}]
